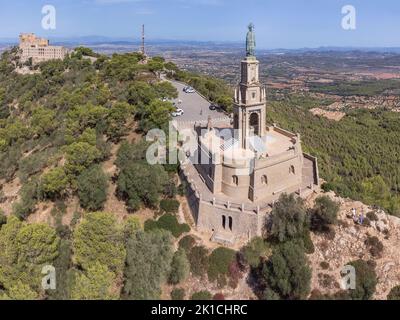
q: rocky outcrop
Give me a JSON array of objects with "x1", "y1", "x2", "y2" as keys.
[{"x1": 307, "y1": 191, "x2": 400, "y2": 300}]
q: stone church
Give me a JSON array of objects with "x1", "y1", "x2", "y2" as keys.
[{"x1": 181, "y1": 25, "x2": 320, "y2": 245}]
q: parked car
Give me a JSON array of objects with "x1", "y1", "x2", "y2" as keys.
[
  {"x1": 209, "y1": 104, "x2": 218, "y2": 111},
  {"x1": 183, "y1": 86, "x2": 195, "y2": 93},
  {"x1": 172, "y1": 109, "x2": 184, "y2": 117}
]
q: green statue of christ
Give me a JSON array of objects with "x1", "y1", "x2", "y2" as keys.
[{"x1": 246, "y1": 23, "x2": 256, "y2": 57}]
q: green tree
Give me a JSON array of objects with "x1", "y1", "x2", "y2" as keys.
[
  {"x1": 123, "y1": 230, "x2": 174, "y2": 300},
  {"x1": 40, "y1": 167, "x2": 69, "y2": 199},
  {"x1": 169, "y1": 249, "x2": 190, "y2": 285},
  {"x1": 0, "y1": 216, "x2": 60, "y2": 295},
  {"x1": 31, "y1": 106, "x2": 57, "y2": 136},
  {"x1": 310, "y1": 196, "x2": 340, "y2": 232},
  {"x1": 117, "y1": 162, "x2": 168, "y2": 211},
  {"x1": 71, "y1": 262, "x2": 117, "y2": 300},
  {"x1": 105, "y1": 102, "x2": 136, "y2": 142},
  {"x1": 73, "y1": 212, "x2": 126, "y2": 274},
  {"x1": 64, "y1": 142, "x2": 101, "y2": 176},
  {"x1": 77, "y1": 165, "x2": 108, "y2": 211},
  {"x1": 139, "y1": 100, "x2": 174, "y2": 132},
  {"x1": 239, "y1": 237, "x2": 269, "y2": 268},
  {"x1": 207, "y1": 247, "x2": 236, "y2": 283},
  {"x1": 269, "y1": 193, "x2": 308, "y2": 243},
  {"x1": 260, "y1": 241, "x2": 311, "y2": 300},
  {"x1": 348, "y1": 260, "x2": 377, "y2": 300},
  {"x1": 3, "y1": 281, "x2": 39, "y2": 300}
]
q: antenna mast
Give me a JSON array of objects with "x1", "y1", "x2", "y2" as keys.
[{"x1": 141, "y1": 24, "x2": 145, "y2": 55}]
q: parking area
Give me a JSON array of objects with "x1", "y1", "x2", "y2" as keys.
[{"x1": 167, "y1": 79, "x2": 230, "y2": 123}]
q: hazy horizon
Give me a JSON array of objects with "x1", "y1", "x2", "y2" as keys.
[{"x1": 1, "y1": 0, "x2": 400, "y2": 49}]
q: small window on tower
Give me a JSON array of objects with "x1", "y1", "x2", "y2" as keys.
[
  {"x1": 232, "y1": 175, "x2": 239, "y2": 186},
  {"x1": 290, "y1": 165, "x2": 296, "y2": 175},
  {"x1": 261, "y1": 175, "x2": 268, "y2": 185},
  {"x1": 252, "y1": 92, "x2": 256, "y2": 99}
]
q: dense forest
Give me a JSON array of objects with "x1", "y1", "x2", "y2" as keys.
[{"x1": 267, "y1": 94, "x2": 400, "y2": 216}]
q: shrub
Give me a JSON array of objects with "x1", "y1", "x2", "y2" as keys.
[
  {"x1": 387, "y1": 285, "x2": 400, "y2": 300},
  {"x1": 213, "y1": 293, "x2": 225, "y2": 300},
  {"x1": 169, "y1": 249, "x2": 190, "y2": 285},
  {"x1": 364, "y1": 236, "x2": 384, "y2": 258},
  {"x1": 207, "y1": 247, "x2": 236, "y2": 283},
  {"x1": 348, "y1": 259, "x2": 377, "y2": 300},
  {"x1": 188, "y1": 246, "x2": 209, "y2": 277},
  {"x1": 320, "y1": 261, "x2": 330, "y2": 270},
  {"x1": 144, "y1": 214, "x2": 190, "y2": 238},
  {"x1": 0, "y1": 209, "x2": 6, "y2": 228},
  {"x1": 239, "y1": 237, "x2": 268, "y2": 268},
  {"x1": 178, "y1": 235, "x2": 196, "y2": 253},
  {"x1": 77, "y1": 165, "x2": 108, "y2": 211},
  {"x1": 310, "y1": 196, "x2": 339, "y2": 232},
  {"x1": 191, "y1": 290, "x2": 212, "y2": 300},
  {"x1": 366, "y1": 211, "x2": 378, "y2": 221},
  {"x1": 160, "y1": 199, "x2": 180, "y2": 214},
  {"x1": 171, "y1": 288, "x2": 185, "y2": 300}
]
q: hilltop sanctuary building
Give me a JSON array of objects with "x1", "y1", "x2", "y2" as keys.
[
  {"x1": 19, "y1": 33, "x2": 69, "y2": 64},
  {"x1": 181, "y1": 25, "x2": 320, "y2": 245}
]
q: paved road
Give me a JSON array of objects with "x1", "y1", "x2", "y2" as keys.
[{"x1": 166, "y1": 79, "x2": 230, "y2": 124}]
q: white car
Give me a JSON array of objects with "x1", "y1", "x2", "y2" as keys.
[
  {"x1": 184, "y1": 86, "x2": 195, "y2": 93},
  {"x1": 172, "y1": 109, "x2": 184, "y2": 117}
]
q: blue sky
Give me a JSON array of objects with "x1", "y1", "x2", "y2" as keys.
[{"x1": 0, "y1": 0, "x2": 399, "y2": 48}]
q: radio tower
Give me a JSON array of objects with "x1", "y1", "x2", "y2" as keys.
[{"x1": 141, "y1": 24, "x2": 145, "y2": 56}]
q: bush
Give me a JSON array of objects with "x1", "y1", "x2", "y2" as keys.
[
  {"x1": 169, "y1": 249, "x2": 190, "y2": 285},
  {"x1": 310, "y1": 196, "x2": 339, "y2": 232},
  {"x1": 144, "y1": 214, "x2": 190, "y2": 238},
  {"x1": 348, "y1": 259, "x2": 377, "y2": 300},
  {"x1": 364, "y1": 236, "x2": 384, "y2": 258},
  {"x1": 0, "y1": 209, "x2": 6, "y2": 228},
  {"x1": 77, "y1": 165, "x2": 108, "y2": 211},
  {"x1": 366, "y1": 211, "x2": 378, "y2": 221},
  {"x1": 179, "y1": 235, "x2": 196, "y2": 253},
  {"x1": 207, "y1": 247, "x2": 236, "y2": 283},
  {"x1": 387, "y1": 285, "x2": 400, "y2": 300},
  {"x1": 239, "y1": 237, "x2": 268, "y2": 268},
  {"x1": 320, "y1": 261, "x2": 330, "y2": 270},
  {"x1": 191, "y1": 290, "x2": 212, "y2": 300},
  {"x1": 171, "y1": 288, "x2": 185, "y2": 300},
  {"x1": 160, "y1": 199, "x2": 180, "y2": 214},
  {"x1": 213, "y1": 293, "x2": 225, "y2": 300},
  {"x1": 188, "y1": 246, "x2": 209, "y2": 278}
]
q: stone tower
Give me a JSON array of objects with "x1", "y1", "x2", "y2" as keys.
[{"x1": 233, "y1": 24, "x2": 267, "y2": 149}]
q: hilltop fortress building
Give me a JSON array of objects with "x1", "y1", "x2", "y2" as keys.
[
  {"x1": 19, "y1": 33, "x2": 69, "y2": 64},
  {"x1": 181, "y1": 24, "x2": 320, "y2": 245}
]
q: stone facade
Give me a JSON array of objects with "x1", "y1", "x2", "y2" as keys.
[
  {"x1": 19, "y1": 33, "x2": 69, "y2": 64},
  {"x1": 180, "y1": 27, "x2": 320, "y2": 245}
]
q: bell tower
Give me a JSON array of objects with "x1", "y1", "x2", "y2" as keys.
[{"x1": 233, "y1": 24, "x2": 267, "y2": 150}]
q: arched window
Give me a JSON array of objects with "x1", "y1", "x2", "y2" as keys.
[
  {"x1": 232, "y1": 175, "x2": 239, "y2": 186},
  {"x1": 290, "y1": 165, "x2": 295, "y2": 175},
  {"x1": 249, "y1": 112, "x2": 260, "y2": 136},
  {"x1": 261, "y1": 175, "x2": 268, "y2": 185},
  {"x1": 229, "y1": 217, "x2": 233, "y2": 231},
  {"x1": 222, "y1": 215, "x2": 226, "y2": 229}
]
